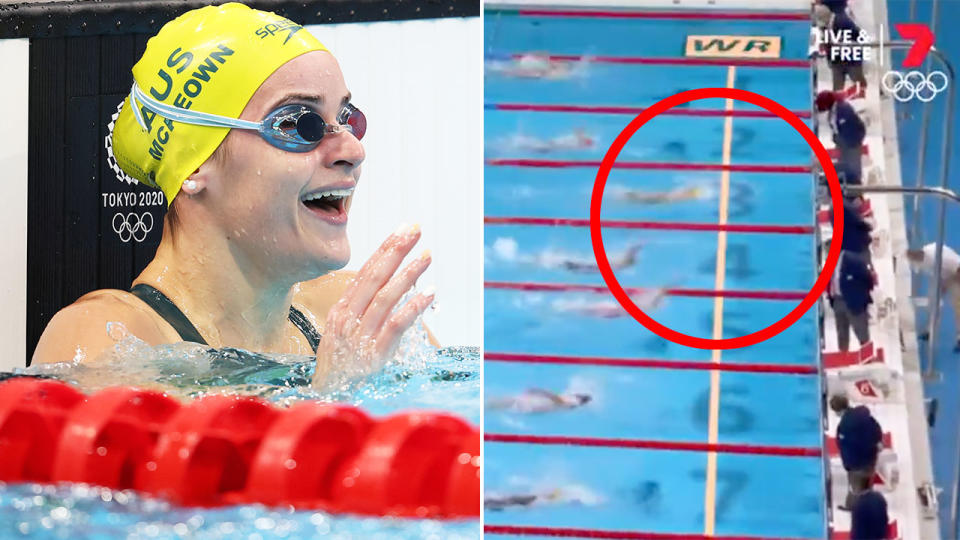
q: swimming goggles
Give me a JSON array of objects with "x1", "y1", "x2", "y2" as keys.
[{"x1": 128, "y1": 82, "x2": 366, "y2": 152}]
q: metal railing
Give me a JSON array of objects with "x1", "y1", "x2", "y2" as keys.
[{"x1": 843, "y1": 184, "x2": 960, "y2": 382}]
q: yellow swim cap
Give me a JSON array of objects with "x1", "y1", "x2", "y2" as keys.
[{"x1": 110, "y1": 2, "x2": 328, "y2": 204}]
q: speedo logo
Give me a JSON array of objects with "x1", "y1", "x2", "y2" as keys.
[{"x1": 255, "y1": 20, "x2": 304, "y2": 45}]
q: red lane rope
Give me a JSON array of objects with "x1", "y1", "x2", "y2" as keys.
[
  {"x1": 490, "y1": 102, "x2": 812, "y2": 118},
  {"x1": 484, "y1": 281, "x2": 807, "y2": 300},
  {"x1": 484, "y1": 216, "x2": 814, "y2": 234},
  {"x1": 509, "y1": 53, "x2": 810, "y2": 69},
  {"x1": 485, "y1": 525, "x2": 814, "y2": 540},
  {"x1": 485, "y1": 433, "x2": 821, "y2": 457},
  {"x1": 485, "y1": 159, "x2": 811, "y2": 173},
  {"x1": 485, "y1": 352, "x2": 818, "y2": 375},
  {"x1": 513, "y1": 9, "x2": 810, "y2": 21}
]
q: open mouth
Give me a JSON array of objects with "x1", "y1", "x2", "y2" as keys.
[{"x1": 301, "y1": 187, "x2": 353, "y2": 223}]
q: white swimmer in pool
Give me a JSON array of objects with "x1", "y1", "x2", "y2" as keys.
[
  {"x1": 33, "y1": 5, "x2": 437, "y2": 387},
  {"x1": 485, "y1": 484, "x2": 603, "y2": 511},
  {"x1": 552, "y1": 287, "x2": 669, "y2": 318},
  {"x1": 613, "y1": 184, "x2": 713, "y2": 205},
  {"x1": 486, "y1": 52, "x2": 592, "y2": 80},
  {"x1": 492, "y1": 128, "x2": 596, "y2": 154},
  {"x1": 487, "y1": 387, "x2": 592, "y2": 414},
  {"x1": 491, "y1": 238, "x2": 641, "y2": 274}
]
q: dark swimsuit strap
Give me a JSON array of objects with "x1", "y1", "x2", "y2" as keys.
[{"x1": 129, "y1": 283, "x2": 321, "y2": 354}]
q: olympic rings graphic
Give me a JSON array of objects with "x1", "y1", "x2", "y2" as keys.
[
  {"x1": 112, "y1": 212, "x2": 154, "y2": 243},
  {"x1": 881, "y1": 70, "x2": 949, "y2": 103}
]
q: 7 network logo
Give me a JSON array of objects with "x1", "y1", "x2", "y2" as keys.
[{"x1": 882, "y1": 24, "x2": 947, "y2": 103}]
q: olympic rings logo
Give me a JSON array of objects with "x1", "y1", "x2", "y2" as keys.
[
  {"x1": 881, "y1": 70, "x2": 949, "y2": 102},
  {"x1": 112, "y1": 212, "x2": 154, "y2": 242}
]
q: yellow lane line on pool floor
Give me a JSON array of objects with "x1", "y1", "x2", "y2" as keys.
[{"x1": 703, "y1": 65, "x2": 736, "y2": 536}]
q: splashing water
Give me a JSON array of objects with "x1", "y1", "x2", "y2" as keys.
[
  {"x1": 19, "y1": 320, "x2": 479, "y2": 421},
  {"x1": 0, "y1": 483, "x2": 479, "y2": 539},
  {"x1": 8, "y1": 319, "x2": 480, "y2": 538}
]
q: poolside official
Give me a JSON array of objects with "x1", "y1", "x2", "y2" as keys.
[
  {"x1": 817, "y1": 91, "x2": 866, "y2": 184},
  {"x1": 827, "y1": 232, "x2": 875, "y2": 353},
  {"x1": 830, "y1": 394, "x2": 884, "y2": 510},
  {"x1": 851, "y1": 489, "x2": 889, "y2": 539}
]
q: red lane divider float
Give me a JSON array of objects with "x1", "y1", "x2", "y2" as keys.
[
  {"x1": 486, "y1": 158, "x2": 811, "y2": 173},
  {"x1": 510, "y1": 9, "x2": 810, "y2": 21},
  {"x1": 485, "y1": 280, "x2": 807, "y2": 300},
  {"x1": 490, "y1": 102, "x2": 812, "y2": 118},
  {"x1": 485, "y1": 433, "x2": 821, "y2": 457},
  {"x1": 486, "y1": 524, "x2": 817, "y2": 539},
  {"x1": 485, "y1": 216, "x2": 815, "y2": 234},
  {"x1": 0, "y1": 379, "x2": 480, "y2": 518},
  {"x1": 485, "y1": 352, "x2": 818, "y2": 375},
  {"x1": 505, "y1": 54, "x2": 811, "y2": 69}
]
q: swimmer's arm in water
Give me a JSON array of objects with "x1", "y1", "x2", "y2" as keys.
[
  {"x1": 32, "y1": 290, "x2": 174, "y2": 365},
  {"x1": 525, "y1": 388, "x2": 566, "y2": 405},
  {"x1": 485, "y1": 494, "x2": 538, "y2": 510},
  {"x1": 300, "y1": 227, "x2": 439, "y2": 388}
]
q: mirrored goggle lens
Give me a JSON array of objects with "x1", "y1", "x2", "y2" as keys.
[
  {"x1": 339, "y1": 104, "x2": 367, "y2": 140},
  {"x1": 264, "y1": 104, "x2": 365, "y2": 152}
]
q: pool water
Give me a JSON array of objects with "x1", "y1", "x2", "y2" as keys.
[
  {"x1": 485, "y1": 8, "x2": 826, "y2": 539},
  {"x1": 3, "y1": 322, "x2": 481, "y2": 539}
]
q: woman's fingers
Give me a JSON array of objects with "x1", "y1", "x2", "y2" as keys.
[
  {"x1": 356, "y1": 250, "x2": 431, "y2": 337},
  {"x1": 374, "y1": 291, "x2": 435, "y2": 358},
  {"x1": 342, "y1": 224, "x2": 421, "y2": 325}
]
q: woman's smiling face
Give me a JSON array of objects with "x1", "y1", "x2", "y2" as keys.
[{"x1": 202, "y1": 50, "x2": 365, "y2": 279}]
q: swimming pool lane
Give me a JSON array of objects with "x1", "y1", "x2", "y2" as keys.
[{"x1": 484, "y1": 7, "x2": 826, "y2": 539}]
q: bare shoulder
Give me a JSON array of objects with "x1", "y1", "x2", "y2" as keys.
[
  {"x1": 32, "y1": 289, "x2": 173, "y2": 365},
  {"x1": 293, "y1": 270, "x2": 356, "y2": 319}
]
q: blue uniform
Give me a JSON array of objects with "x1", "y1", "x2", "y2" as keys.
[
  {"x1": 821, "y1": 0, "x2": 848, "y2": 14},
  {"x1": 851, "y1": 490, "x2": 889, "y2": 540},
  {"x1": 841, "y1": 203, "x2": 872, "y2": 254},
  {"x1": 836, "y1": 406, "x2": 883, "y2": 470},
  {"x1": 830, "y1": 101, "x2": 866, "y2": 148}
]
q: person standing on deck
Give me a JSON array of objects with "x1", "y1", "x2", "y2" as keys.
[
  {"x1": 906, "y1": 243, "x2": 960, "y2": 352},
  {"x1": 819, "y1": 0, "x2": 849, "y2": 15},
  {"x1": 827, "y1": 245, "x2": 875, "y2": 353},
  {"x1": 821, "y1": 11, "x2": 868, "y2": 94},
  {"x1": 817, "y1": 91, "x2": 866, "y2": 186},
  {"x1": 850, "y1": 489, "x2": 889, "y2": 539},
  {"x1": 830, "y1": 394, "x2": 884, "y2": 510}
]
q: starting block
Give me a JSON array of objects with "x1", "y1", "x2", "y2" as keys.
[
  {"x1": 830, "y1": 520, "x2": 899, "y2": 540},
  {"x1": 829, "y1": 449, "x2": 900, "y2": 492},
  {"x1": 827, "y1": 145, "x2": 870, "y2": 160},
  {"x1": 823, "y1": 342, "x2": 885, "y2": 369},
  {"x1": 818, "y1": 198, "x2": 874, "y2": 225},
  {"x1": 825, "y1": 364, "x2": 901, "y2": 403},
  {"x1": 841, "y1": 83, "x2": 866, "y2": 101}
]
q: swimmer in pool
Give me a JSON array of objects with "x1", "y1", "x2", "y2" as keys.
[
  {"x1": 486, "y1": 388, "x2": 592, "y2": 414},
  {"x1": 491, "y1": 238, "x2": 640, "y2": 274},
  {"x1": 33, "y1": 4, "x2": 436, "y2": 387},
  {"x1": 618, "y1": 185, "x2": 709, "y2": 205},
  {"x1": 494, "y1": 128, "x2": 596, "y2": 154},
  {"x1": 552, "y1": 287, "x2": 669, "y2": 318},
  {"x1": 487, "y1": 52, "x2": 589, "y2": 80},
  {"x1": 486, "y1": 486, "x2": 599, "y2": 511},
  {"x1": 552, "y1": 243, "x2": 641, "y2": 273}
]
